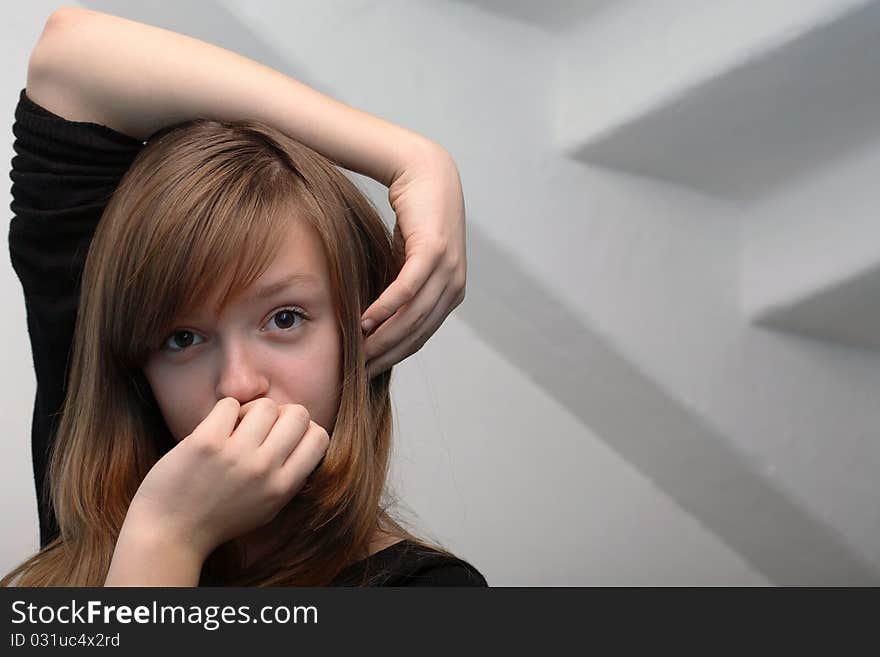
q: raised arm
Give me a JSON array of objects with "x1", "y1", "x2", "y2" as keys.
[
  {"x1": 28, "y1": 7, "x2": 467, "y2": 373},
  {"x1": 27, "y1": 6, "x2": 432, "y2": 186}
]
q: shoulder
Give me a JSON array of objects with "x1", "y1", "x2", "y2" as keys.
[
  {"x1": 400, "y1": 559, "x2": 488, "y2": 587},
  {"x1": 330, "y1": 539, "x2": 489, "y2": 587},
  {"x1": 373, "y1": 541, "x2": 489, "y2": 587}
]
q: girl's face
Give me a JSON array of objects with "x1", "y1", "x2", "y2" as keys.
[{"x1": 143, "y1": 219, "x2": 342, "y2": 441}]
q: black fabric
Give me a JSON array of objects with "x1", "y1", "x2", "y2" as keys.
[
  {"x1": 9, "y1": 88, "x2": 146, "y2": 548},
  {"x1": 7, "y1": 88, "x2": 487, "y2": 587},
  {"x1": 330, "y1": 540, "x2": 487, "y2": 586}
]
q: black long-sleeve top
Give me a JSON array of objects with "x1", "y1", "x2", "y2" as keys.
[{"x1": 8, "y1": 88, "x2": 486, "y2": 587}]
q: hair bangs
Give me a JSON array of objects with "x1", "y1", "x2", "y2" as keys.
[{"x1": 120, "y1": 158, "x2": 307, "y2": 367}]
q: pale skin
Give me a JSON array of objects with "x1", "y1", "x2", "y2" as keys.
[
  {"x1": 26, "y1": 8, "x2": 464, "y2": 584},
  {"x1": 106, "y1": 221, "x2": 400, "y2": 586}
]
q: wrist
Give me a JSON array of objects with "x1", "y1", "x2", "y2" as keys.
[
  {"x1": 391, "y1": 135, "x2": 451, "y2": 183},
  {"x1": 122, "y1": 502, "x2": 214, "y2": 562},
  {"x1": 106, "y1": 519, "x2": 206, "y2": 586}
]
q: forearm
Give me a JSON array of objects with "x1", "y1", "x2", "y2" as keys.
[
  {"x1": 105, "y1": 521, "x2": 205, "y2": 587},
  {"x1": 29, "y1": 6, "x2": 439, "y2": 186}
]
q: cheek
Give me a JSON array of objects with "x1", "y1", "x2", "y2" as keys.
[
  {"x1": 271, "y1": 328, "x2": 342, "y2": 431},
  {"x1": 143, "y1": 361, "x2": 214, "y2": 441}
]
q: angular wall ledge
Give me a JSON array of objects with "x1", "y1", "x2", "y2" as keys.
[
  {"x1": 562, "y1": 1, "x2": 880, "y2": 201},
  {"x1": 752, "y1": 260, "x2": 880, "y2": 349}
]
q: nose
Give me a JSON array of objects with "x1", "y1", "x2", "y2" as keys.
[{"x1": 214, "y1": 336, "x2": 270, "y2": 404}]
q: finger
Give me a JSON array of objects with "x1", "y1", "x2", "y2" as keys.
[
  {"x1": 237, "y1": 397, "x2": 269, "y2": 421},
  {"x1": 360, "y1": 246, "x2": 441, "y2": 333},
  {"x1": 363, "y1": 265, "x2": 448, "y2": 363},
  {"x1": 278, "y1": 420, "x2": 331, "y2": 486},
  {"x1": 231, "y1": 398, "x2": 263, "y2": 431},
  {"x1": 230, "y1": 397, "x2": 279, "y2": 451},
  {"x1": 189, "y1": 397, "x2": 240, "y2": 443},
  {"x1": 259, "y1": 404, "x2": 311, "y2": 468},
  {"x1": 367, "y1": 278, "x2": 460, "y2": 378}
]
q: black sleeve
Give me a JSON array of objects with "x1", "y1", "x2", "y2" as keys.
[{"x1": 8, "y1": 87, "x2": 145, "y2": 547}]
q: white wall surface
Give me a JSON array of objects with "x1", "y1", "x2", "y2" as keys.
[
  {"x1": 0, "y1": 0, "x2": 60, "y2": 582},
  {"x1": 4, "y1": 0, "x2": 878, "y2": 586}
]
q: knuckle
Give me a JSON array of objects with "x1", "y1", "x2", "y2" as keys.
[
  {"x1": 267, "y1": 478, "x2": 290, "y2": 502},
  {"x1": 433, "y1": 239, "x2": 450, "y2": 259},
  {"x1": 397, "y1": 280, "x2": 418, "y2": 301},
  {"x1": 441, "y1": 252, "x2": 458, "y2": 273},
  {"x1": 243, "y1": 455, "x2": 270, "y2": 480},
  {"x1": 218, "y1": 448, "x2": 238, "y2": 470},
  {"x1": 217, "y1": 397, "x2": 236, "y2": 412},
  {"x1": 317, "y1": 426, "x2": 331, "y2": 450},
  {"x1": 262, "y1": 400, "x2": 281, "y2": 421},
  {"x1": 192, "y1": 438, "x2": 220, "y2": 459},
  {"x1": 412, "y1": 308, "x2": 428, "y2": 327},
  {"x1": 291, "y1": 404, "x2": 311, "y2": 423},
  {"x1": 255, "y1": 456, "x2": 273, "y2": 478},
  {"x1": 279, "y1": 404, "x2": 309, "y2": 426},
  {"x1": 254, "y1": 397, "x2": 277, "y2": 412},
  {"x1": 378, "y1": 298, "x2": 397, "y2": 315},
  {"x1": 241, "y1": 462, "x2": 260, "y2": 480},
  {"x1": 307, "y1": 423, "x2": 331, "y2": 452},
  {"x1": 371, "y1": 332, "x2": 391, "y2": 352}
]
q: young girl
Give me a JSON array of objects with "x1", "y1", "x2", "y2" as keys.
[{"x1": 3, "y1": 8, "x2": 483, "y2": 587}]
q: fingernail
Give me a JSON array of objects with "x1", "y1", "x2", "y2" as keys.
[{"x1": 362, "y1": 319, "x2": 375, "y2": 333}]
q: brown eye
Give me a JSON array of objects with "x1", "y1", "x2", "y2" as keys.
[
  {"x1": 270, "y1": 308, "x2": 306, "y2": 331},
  {"x1": 163, "y1": 330, "x2": 203, "y2": 352}
]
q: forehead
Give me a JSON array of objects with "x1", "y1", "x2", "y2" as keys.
[
  {"x1": 200, "y1": 218, "x2": 332, "y2": 316},
  {"x1": 258, "y1": 217, "x2": 330, "y2": 284}
]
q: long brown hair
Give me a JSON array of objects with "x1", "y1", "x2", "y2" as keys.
[{"x1": 2, "y1": 118, "x2": 453, "y2": 586}]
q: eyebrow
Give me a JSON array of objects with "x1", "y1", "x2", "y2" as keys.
[
  {"x1": 249, "y1": 274, "x2": 320, "y2": 299},
  {"x1": 251, "y1": 273, "x2": 321, "y2": 300}
]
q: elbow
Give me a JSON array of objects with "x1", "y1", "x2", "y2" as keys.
[
  {"x1": 38, "y1": 6, "x2": 84, "y2": 45},
  {"x1": 42, "y1": 6, "x2": 87, "y2": 37},
  {"x1": 28, "y1": 7, "x2": 83, "y2": 81}
]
